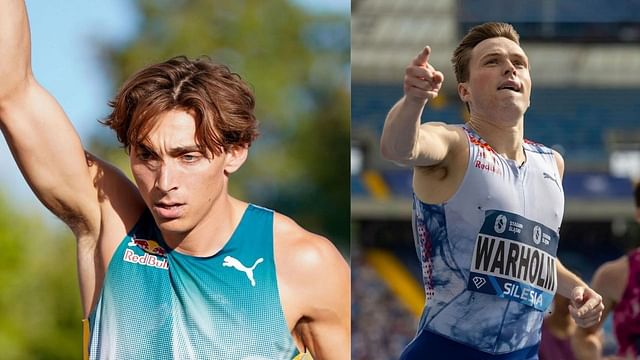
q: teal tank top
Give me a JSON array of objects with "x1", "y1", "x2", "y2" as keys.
[{"x1": 87, "y1": 204, "x2": 298, "y2": 359}]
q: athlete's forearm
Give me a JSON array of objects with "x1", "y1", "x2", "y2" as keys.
[
  {"x1": 556, "y1": 260, "x2": 589, "y2": 298},
  {"x1": 380, "y1": 96, "x2": 427, "y2": 163},
  {"x1": 0, "y1": 0, "x2": 32, "y2": 103}
]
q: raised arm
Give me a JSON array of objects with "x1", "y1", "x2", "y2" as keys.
[
  {"x1": 380, "y1": 46, "x2": 461, "y2": 167},
  {"x1": 0, "y1": 0, "x2": 100, "y2": 238}
]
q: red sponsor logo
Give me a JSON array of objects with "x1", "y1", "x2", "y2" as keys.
[
  {"x1": 123, "y1": 249, "x2": 169, "y2": 270},
  {"x1": 475, "y1": 159, "x2": 502, "y2": 175},
  {"x1": 129, "y1": 238, "x2": 166, "y2": 257}
]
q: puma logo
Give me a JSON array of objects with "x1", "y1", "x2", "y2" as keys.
[
  {"x1": 222, "y1": 256, "x2": 264, "y2": 287},
  {"x1": 543, "y1": 172, "x2": 560, "y2": 190}
]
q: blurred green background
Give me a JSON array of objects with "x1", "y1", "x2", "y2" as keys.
[{"x1": 0, "y1": 0, "x2": 349, "y2": 358}]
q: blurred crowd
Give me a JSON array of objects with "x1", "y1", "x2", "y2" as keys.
[{"x1": 351, "y1": 244, "x2": 417, "y2": 360}]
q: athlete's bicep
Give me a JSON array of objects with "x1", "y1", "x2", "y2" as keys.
[
  {"x1": 411, "y1": 122, "x2": 465, "y2": 167},
  {"x1": 0, "y1": 81, "x2": 100, "y2": 236}
]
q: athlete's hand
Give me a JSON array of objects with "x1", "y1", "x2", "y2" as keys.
[
  {"x1": 403, "y1": 46, "x2": 444, "y2": 104},
  {"x1": 568, "y1": 286, "x2": 604, "y2": 328}
]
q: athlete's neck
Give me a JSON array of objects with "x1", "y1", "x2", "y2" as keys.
[
  {"x1": 162, "y1": 196, "x2": 248, "y2": 257},
  {"x1": 467, "y1": 114, "x2": 525, "y2": 165}
]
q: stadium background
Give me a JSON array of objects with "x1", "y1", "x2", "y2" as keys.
[{"x1": 351, "y1": 0, "x2": 640, "y2": 358}]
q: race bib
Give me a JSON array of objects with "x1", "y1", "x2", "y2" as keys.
[{"x1": 467, "y1": 210, "x2": 559, "y2": 312}]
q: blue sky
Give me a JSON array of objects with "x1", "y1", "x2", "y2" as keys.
[{"x1": 0, "y1": 0, "x2": 348, "y2": 215}]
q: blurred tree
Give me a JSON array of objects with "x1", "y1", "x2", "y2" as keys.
[
  {"x1": 0, "y1": 193, "x2": 81, "y2": 359},
  {"x1": 91, "y1": 0, "x2": 350, "y2": 251}
]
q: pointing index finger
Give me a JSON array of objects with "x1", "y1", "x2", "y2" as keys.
[{"x1": 412, "y1": 46, "x2": 431, "y2": 67}]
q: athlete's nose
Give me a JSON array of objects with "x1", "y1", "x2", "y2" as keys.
[
  {"x1": 504, "y1": 61, "x2": 517, "y2": 76},
  {"x1": 155, "y1": 162, "x2": 178, "y2": 192}
]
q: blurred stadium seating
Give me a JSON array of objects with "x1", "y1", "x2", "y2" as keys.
[{"x1": 351, "y1": 0, "x2": 640, "y2": 358}]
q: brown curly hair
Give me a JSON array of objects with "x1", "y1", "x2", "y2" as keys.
[{"x1": 103, "y1": 56, "x2": 258, "y2": 156}]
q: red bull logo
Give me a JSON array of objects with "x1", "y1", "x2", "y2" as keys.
[
  {"x1": 123, "y1": 249, "x2": 169, "y2": 270},
  {"x1": 128, "y1": 237, "x2": 167, "y2": 257}
]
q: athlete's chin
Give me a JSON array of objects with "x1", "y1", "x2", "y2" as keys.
[
  {"x1": 155, "y1": 219, "x2": 192, "y2": 236},
  {"x1": 496, "y1": 101, "x2": 528, "y2": 117},
  {"x1": 151, "y1": 211, "x2": 190, "y2": 232}
]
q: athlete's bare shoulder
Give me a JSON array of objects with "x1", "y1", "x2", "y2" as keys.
[
  {"x1": 272, "y1": 212, "x2": 350, "y2": 358},
  {"x1": 272, "y1": 213, "x2": 347, "y2": 277},
  {"x1": 551, "y1": 149, "x2": 565, "y2": 179},
  {"x1": 592, "y1": 255, "x2": 628, "y2": 303}
]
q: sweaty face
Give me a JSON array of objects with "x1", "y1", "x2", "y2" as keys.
[
  {"x1": 130, "y1": 110, "x2": 239, "y2": 238},
  {"x1": 460, "y1": 37, "x2": 531, "y2": 118}
]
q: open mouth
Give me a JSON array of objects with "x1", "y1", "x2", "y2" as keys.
[
  {"x1": 153, "y1": 202, "x2": 185, "y2": 219},
  {"x1": 497, "y1": 81, "x2": 522, "y2": 92}
]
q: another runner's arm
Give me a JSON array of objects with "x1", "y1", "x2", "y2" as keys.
[
  {"x1": 572, "y1": 259, "x2": 626, "y2": 360},
  {"x1": 0, "y1": 0, "x2": 100, "y2": 238},
  {"x1": 380, "y1": 46, "x2": 462, "y2": 167}
]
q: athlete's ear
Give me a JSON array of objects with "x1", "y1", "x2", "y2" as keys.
[
  {"x1": 223, "y1": 145, "x2": 248, "y2": 175},
  {"x1": 458, "y1": 82, "x2": 471, "y2": 103}
]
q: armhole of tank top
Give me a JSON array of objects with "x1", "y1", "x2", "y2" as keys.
[
  {"x1": 442, "y1": 125, "x2": 474, "y2": 205},
  {"x1": 83, "y1": 209, "x2": 149, "y2": 322},
  {"x1": 267, "y1": 210, "x2": 298, "y2": 350},
  {"x1": 544, "y1": 146, "x2": 562, "y2": 179},
  {"x1": 105, "y1": 209, "x2": 149, "y2": 272}
]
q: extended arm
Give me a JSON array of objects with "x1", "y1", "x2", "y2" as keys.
[{"x1": 380, "y1": 46, "x2": 461, "y2": 167}]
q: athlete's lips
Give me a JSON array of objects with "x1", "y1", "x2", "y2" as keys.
[
  {"x1": 497, "y1": 79, "x2": 522, "y2": 92},
  {"x1": 153, "y1": 201, "x2": 185, "y2": 219}
]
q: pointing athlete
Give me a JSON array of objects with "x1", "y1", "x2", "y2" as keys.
[
  {"x1": 380, "y1": 22, "x2": 604, "y2": 359},
  {"x1": 0, "y1": 1, "x2": 349, "y2": 359}
]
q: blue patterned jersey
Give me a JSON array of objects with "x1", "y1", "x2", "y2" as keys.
[{"x1": 410, "y1": 125, "x2": 564, "y2": 355}]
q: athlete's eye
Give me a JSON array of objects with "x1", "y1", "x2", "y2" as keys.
[
  {"x1": 513, "y1": 60, "x2": 526, "y2": 68},
  {"x1": 181, "y1": 153, "x2": 201, "y2": 163},
  {"x1": 137, "y1": 149, "x2": 154, "y2": 161},
  {"x1": 485, "y1": 58, "x2": 498, "y2": 65}
]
